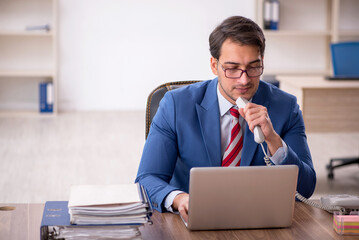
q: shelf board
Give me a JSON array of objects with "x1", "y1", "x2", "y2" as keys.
[
  {"x1": 263, "y1": 69, "x2": 330, "y2": 76},
  {"x1": 338, "y1": 30, "x2": 359, "y2": 37},
  {"x1": 0, "y1": 110, "x2": 56, "y2": 118},
  {"x1": 0, "y1": 30, "x2": 53, "y2": 37},
  {"x1": 264, "y1": 30, "x2": 331, "y2": 37},
  {"x1": 0, "y1": 70, "x2": 55, "y2": 78}
]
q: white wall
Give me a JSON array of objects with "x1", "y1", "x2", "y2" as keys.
[{"x1": 59, "y1": 0, "x2": 255, "y2": 111}]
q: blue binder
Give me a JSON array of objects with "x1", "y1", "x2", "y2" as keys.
[
  {"x1": 40, "y1": 201, "x2": 70, "y2": 239},
  {"x1": 41, "y1": 201, "x2": 70, "y2": 226},
  {"x1": 39, "y1": 82, "x2": 53, "y2": 113}
]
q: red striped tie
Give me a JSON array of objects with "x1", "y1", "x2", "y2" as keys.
[{"x1": 222, "y1": 107, "x2": 243, "y2": 167}]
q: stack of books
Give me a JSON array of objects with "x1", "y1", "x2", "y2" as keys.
[{"x1": 40, "y1": 183, "x2": 152, "y2": 240}]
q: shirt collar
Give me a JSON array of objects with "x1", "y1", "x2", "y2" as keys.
[{"x1": 217, "y1": 83, "x2": 235, "y2": 117}]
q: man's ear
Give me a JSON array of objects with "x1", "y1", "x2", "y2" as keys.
[{"x1": 210, "y1": 57, "x2": 218, "y2": 76}]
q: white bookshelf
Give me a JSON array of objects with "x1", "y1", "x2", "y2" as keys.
[
  {"x1": 255, "y1": 0, "x2": 359, "y2": 77},
  {"x1": 0, "y1": 0, "x2": 58, "y2": 116}
]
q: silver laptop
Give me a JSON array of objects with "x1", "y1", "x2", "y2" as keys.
[{"x1": 183, "y1": 165, "x2": 298, "y2": 230}]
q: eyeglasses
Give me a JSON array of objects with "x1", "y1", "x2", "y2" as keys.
[{"x1": 217, "y1": 60, "x2": 264, "y2": 79}]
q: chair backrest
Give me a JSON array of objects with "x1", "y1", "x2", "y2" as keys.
[
  {"x1": 331, "y1": 41, "x2": 359, "y2": 77},
  {"x1": 145, "y1": 81, "x2": 201, "y2": 139}
]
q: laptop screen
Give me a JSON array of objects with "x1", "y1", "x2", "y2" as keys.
[{"x1": 186, "y1": 165, "x2": 299, "y2": 230}]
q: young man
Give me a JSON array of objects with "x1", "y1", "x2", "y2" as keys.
[{"x1": 136, "y1": 16, "x2": 316, "y2": 222}]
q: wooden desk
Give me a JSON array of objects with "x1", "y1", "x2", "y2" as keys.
[
  {"x1": 0, "y1": 202, "x2": 357, "y2": 240},
  {"x1": 278, "y1": 76, "x2": 359, "y2": 132}
]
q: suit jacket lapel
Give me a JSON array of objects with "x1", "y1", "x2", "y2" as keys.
[
  {"x1": 196, "y1": 79, "x2": 221, "y2": 166},
  {"x1": 241, "y1": 81, "x2": 270, "y2": 166}
]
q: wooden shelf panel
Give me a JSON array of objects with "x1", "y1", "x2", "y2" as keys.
[
  {"x1": 264, "y1": 30, "x2": 331, "y2": 37},
  {"x1": 0, "y1": 110, "x2": 55, "y2": 118},
  {"x1": 0, "y1": 30, "x2": 53, "y2": 37},
  {"x1": 338, "y1": 30, "x2": 359, "y2": 37},
  {"x1": 0, "y1": 70, "x2": 55, "y2": 78},
  {"x1": 263, "y1": 69, "x2": 330, "y2": 76},
  {"x1": 277, "y1": 76, "x2": 359, "y2": 88}
]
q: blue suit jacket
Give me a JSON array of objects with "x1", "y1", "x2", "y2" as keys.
[{"x1": 136, "y1": 78, "x2": 316, "y2": 212}]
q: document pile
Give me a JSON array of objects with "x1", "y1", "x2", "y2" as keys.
[
  {"x1": 40, "y1": 183, "x2": 152, "y2": 240},
  {"x1": 68, "y1": 184, "x2": 152, "y2": 225}
]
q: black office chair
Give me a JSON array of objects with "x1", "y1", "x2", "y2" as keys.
[
  {"x1": 145, "y1": 81, "x2": 201, "y2": 139},
  {"x1": 326, "y1": 157, "x2": 359, "y2": 179}
]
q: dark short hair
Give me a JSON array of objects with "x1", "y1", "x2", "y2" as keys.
[{"x1": 209, "y1": 16, "x2": 265, "y2": 59}]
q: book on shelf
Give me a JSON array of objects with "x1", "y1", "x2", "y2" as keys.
[
  {"x1": 263, "y1": 0, "x2": 280, "y2": 30},
  {"x1": 40, "y1": 184, "x2": 152, "y2": 240},
  {"x1": 39, "y1": 82, "x2": 53, "y2": 113}
]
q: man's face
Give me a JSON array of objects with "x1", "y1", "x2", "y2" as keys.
[{"x1": 210, "y1": 38, "x2": 263, "y2": 104}]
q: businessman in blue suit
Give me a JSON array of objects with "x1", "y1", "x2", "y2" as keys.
[{"x1": 136, "y1": 16, "x2": 316, "y2": 222}]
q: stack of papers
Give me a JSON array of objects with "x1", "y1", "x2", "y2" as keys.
[
  {"x1": 49, "y1": 225, "x2": 142, "y2": 240},
  {"x1": 68, "y1": 184, "x2": 152, "y2": 225},
  {"x1": 40, "y1": 200, "x2": 149, "y2": 240}
]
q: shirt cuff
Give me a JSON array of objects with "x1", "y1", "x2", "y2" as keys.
[
  {"x1": 164, "y1": 190, "x2": 184, "y2": 213},
  {"x1": 267, "y1": 140, "x2": 288, "y2": 165}
]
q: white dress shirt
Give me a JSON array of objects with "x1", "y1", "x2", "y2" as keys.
[{"x1": 164, "y1": 83, "x2": 288, "y2": 212}]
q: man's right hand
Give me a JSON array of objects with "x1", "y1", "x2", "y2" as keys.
[{"x1": 172, "y1": 193, "x2": 189, "y2": 223}]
